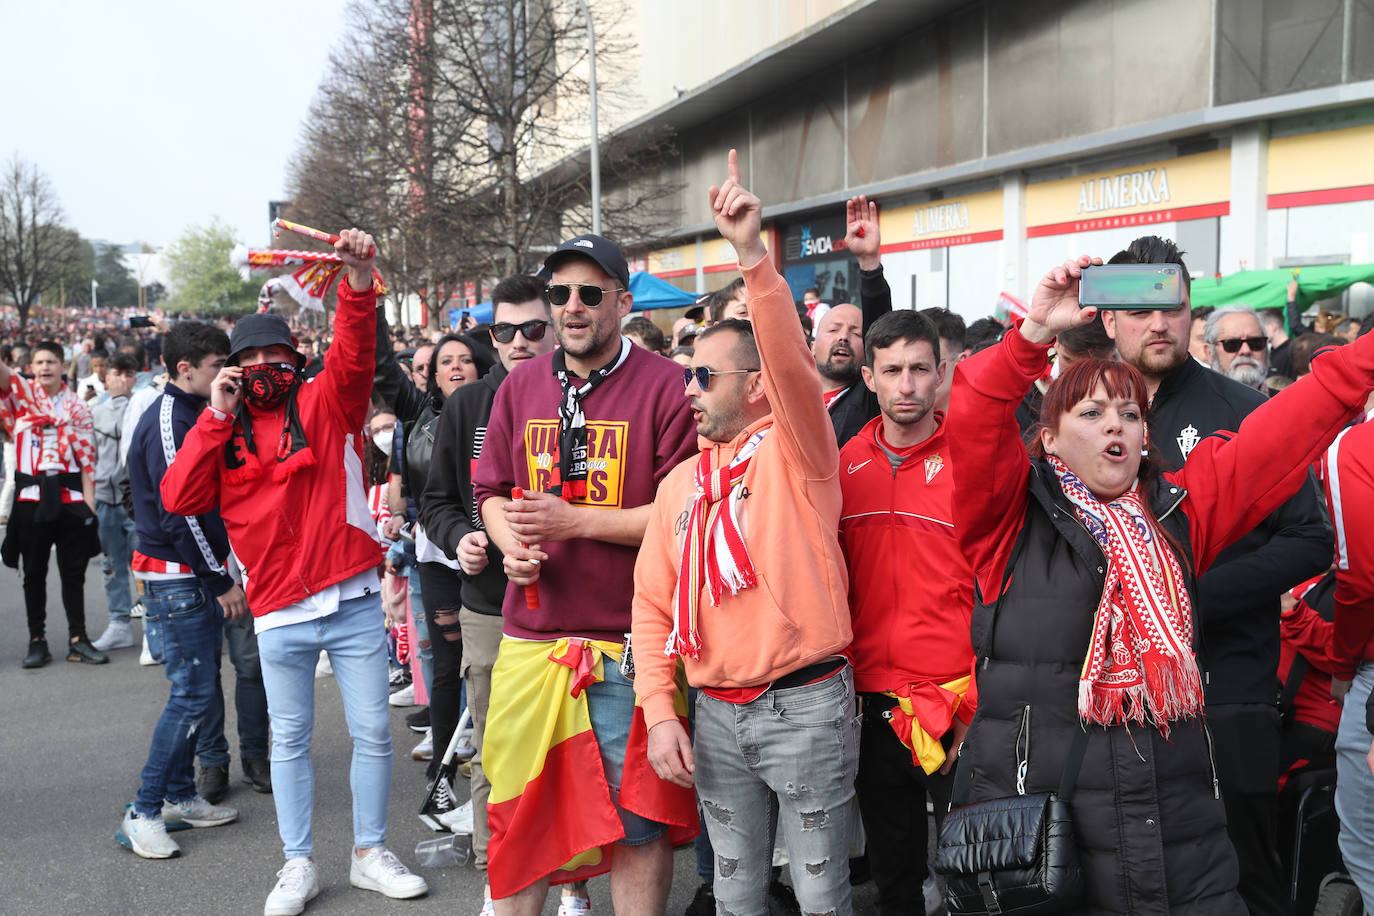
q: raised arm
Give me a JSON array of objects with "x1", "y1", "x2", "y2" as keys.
[
  {"x1": 1179, "y1": 333, "x2": 1374, "y2": 572},
  {"x1": 319, "y1": 229, "x2": 379, "y2": 430},
  {"x1": 712, "y1": 149, "x2": 834, "y2": 479},
  {"x1": 845, "y1": 195, "x2": 891, "y2": 331}
]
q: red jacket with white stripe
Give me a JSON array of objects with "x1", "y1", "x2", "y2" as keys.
[
  {"x1": 160, "y1": 281, "x2": 381, "y2": 617},
  {"x1": 838, "y1": 414, "x2": 978, "y2": 716},
  {"x1": 1322, "y1": 411, "x2": 1374, "y2": 679}
]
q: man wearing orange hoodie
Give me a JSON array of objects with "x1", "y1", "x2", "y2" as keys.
[
  {"x1": 838, "y1": 308, "x2": 977, "y2": 916},
  {"x1": 632, "y1": 150, "x2": 855, "y2": 915}
]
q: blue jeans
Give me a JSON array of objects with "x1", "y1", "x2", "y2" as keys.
[
  {"x1": 694, "y1": 665, "x2": 860, "y2": 916},
  {"x1": 257, "y1": 592, "x2": 392, "y2": 859},
  {"x1": 95, "y1": 501, "x2": 136, "y2": 624},
  {"x1": 197, "y1": 611, "x2": 270, "y2": 765},
  {"x1": 1338, "y1": 663, "x2": 1374, "y2": 908},
  {"x1": 405, "y1": 559, "x2": 433, "y2": 694},
  {"x1": 584, "y1": 660, "x2": 666, "y2": 846},
  {"x1": 135, "y1": 578, "x2": 223, "y2": 818}
]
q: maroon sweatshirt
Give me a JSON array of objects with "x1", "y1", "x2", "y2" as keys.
[{"x1": 472, "y1": 340, "x2": 696, "y2": 641}]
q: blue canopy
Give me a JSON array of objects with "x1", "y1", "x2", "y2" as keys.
[
  {"x1": 628, "y1": 271, "x2": 697, "y2": 310},
  {"x1": 449, "y1": 302, "x2": 493, "y2": 328}
]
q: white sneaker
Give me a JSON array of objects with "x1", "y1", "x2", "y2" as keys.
[
  {"x1": 389, "y1": 683, "x2": 416, "y2": 707},
  {"x1": 139, "y1": 632, "x2": 157, "y2": 666},
  {"x1": 163, "y1": 795, "x2": 238, "y2": 827},
  {"x1": 439, "y1": 799, "x2": 474, "y2": 835},
  {"x1": 477, "y1": 897, "x2": 495, "y2": 916},
  {"x1": 315, "y1": 650, "x2": 332, "y2": 678},
  {"x1": 265, "y1": 857, "x2": 320, "y2": 916},
  {"x1": 558, "y1": 893, "x2": 591, "y2": 916},
  {"x1": 411, "y1": 728, "x2": 433, "y2": 761},
  {"x1": 349, "y1": 846, "x2": 428, "y2": 899},
  {"x1": 119, "y1": 808, "x2": 181, "y2": 859},
  {"x1": 92, "y1": 620, "x2": 136, "y2": 651}
]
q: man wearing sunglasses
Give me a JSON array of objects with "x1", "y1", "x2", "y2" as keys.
[
  {"x1": 471, "y1": 234, "x2": 698, "y2": 915},
  {"x1": 632, "y1": 149, "x2": 855, "y2": 916},
  {"x1": 419, "y1": 273, "x2": 556, "y2": 913},
  {"x1": 1103, "y1": 236, "x2": 1330, "y2": 916},
  {"x1": 1203, "y1": 304, "x2": 1269, "y2": 392}
]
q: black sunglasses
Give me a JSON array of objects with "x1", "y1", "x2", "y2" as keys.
[
  {"x1": 546, "y1": 283, "x2": 624, "y2": 308},
  {"x1": 1217, "y1": 336, "x2": 1267, "y2": 354},
  {"x1": 683, "y1": 366, "x2": 760, "y2": 390},
  {"x1": 490, "y1": 320, "x2": 550, "y2": 343}
]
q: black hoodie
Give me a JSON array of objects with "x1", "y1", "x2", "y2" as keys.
[
  {"x1": 419, "y1": 362, "x2": 509, "y2": 615},
  {"x1": 1147, "y1": 355, "x2": 1331, "y2": 706}
]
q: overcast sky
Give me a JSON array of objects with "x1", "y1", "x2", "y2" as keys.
[{"x1": 1, "y1": 0, "x2": 352, "y2": 250}]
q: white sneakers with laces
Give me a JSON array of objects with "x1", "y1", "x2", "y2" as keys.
[
  {"x1": 92, "y1": 619, "x2": 136, "y2": 651},
  {"x1": 439, "y1": 799, "x2": 474, "y2": 835},
  {"x1": 265, "y1": 857, "x2": 320, "y2": 916},
  {"x1": 119, "y1": 809, "x2": 180, "y2": 859},
  {"x1": 162, "y1": 795, "x2": 238, "y2": 828},
  {"x1": 349, "y1": 846, "x2": 429, "y2": 899},
  {"x1": 558, "y1": 891, "x2": 592, "y2": 916}
]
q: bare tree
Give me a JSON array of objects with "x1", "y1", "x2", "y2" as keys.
[
  {"x1": 0, "y1": 156, "x2": 80, "y2": 329},
  {"x1": 285, "y1": 0, "x2": 682, "y2": 329}
]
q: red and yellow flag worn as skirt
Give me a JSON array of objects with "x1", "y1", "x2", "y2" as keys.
[{"x1": 485, "y1": 637, "x2": 698, "y2": 898}]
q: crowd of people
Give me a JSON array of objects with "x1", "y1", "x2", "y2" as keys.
[{"x1": 6, "y1": 149, "x2": 1374, "y2": 916}]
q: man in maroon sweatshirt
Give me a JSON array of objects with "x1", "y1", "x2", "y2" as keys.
[{"x1": 472, "y1": 233, "x2": 696, "y2": 915}]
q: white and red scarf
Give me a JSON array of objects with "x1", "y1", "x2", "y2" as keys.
[
  {"x1": 667, "y1": 429, "x2": 767, "y2": 660},
  {"x1": 1047, "y1": 456, "x2": 1204, "y2": 734},
  {"x1": 1, "y1": 375, "x2": 95, "y2": 475}
]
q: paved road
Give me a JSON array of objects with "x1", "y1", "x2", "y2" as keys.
[{"x1": 0, "y1": 559, "x2": 881, "y2": 915}]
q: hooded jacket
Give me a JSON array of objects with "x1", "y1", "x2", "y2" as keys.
[
  {"x1": 633, "y1": 256, "x2": 852, "y2": 732},
  {"x1": 420, "y1": 362, "x2": 509, "y2": 615},
  {"x1": 946, "y1": 327, "x2": 1374, "y2": 914},
  {"x1": 160, "y1": 280, "x2": 381, "y2": 617}
]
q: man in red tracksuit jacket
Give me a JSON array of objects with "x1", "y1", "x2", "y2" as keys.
[
  {"x1": 161, "y1": 230, "x2": 429, "y2": 916},
  {"x1": 837, "y1": 309, "x2": 977, "y2": 916}
]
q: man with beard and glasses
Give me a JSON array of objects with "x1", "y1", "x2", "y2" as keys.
[
  {"x1": 471, "y1": 234, "x2": 698, "y2": 915},
  {"x1": 1205, "y1": 305, "x2": 1270, "y2": 391},
  {"x1": 161, "y1": 229, "x2": 428, "y2": 915},
  {"x1": 1102, "y1": 235, "x2": 1330, "y2": 916}
]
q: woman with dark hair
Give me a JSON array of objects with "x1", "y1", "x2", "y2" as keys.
[
  {"x1": 945, "y1": 255, "x2": 1374, "y2": 914},
  {"x1": 374, "y1": 325, "x2": 493, "y2": 807}
]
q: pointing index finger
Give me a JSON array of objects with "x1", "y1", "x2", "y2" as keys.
[{"x1": 727, "y1": 148, "x2": 740, "y2": 185}]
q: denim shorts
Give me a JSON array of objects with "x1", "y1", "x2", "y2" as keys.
[{"x1": 584, "y1": 660, "x2": 667, "y2": 846}]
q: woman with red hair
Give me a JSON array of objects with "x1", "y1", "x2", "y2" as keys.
[{"x1": 945, "y1": 255, "x2": 1374, "y2": 914}]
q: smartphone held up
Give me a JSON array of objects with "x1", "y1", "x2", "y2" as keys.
[{"x1": 1078, "y1": 264, "x2": 1184, "y2": 310}]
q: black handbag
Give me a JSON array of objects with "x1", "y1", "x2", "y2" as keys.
[
  {"x1": 933, "y1": 730, "x2": 1088, "y2": 915},
  {"x1": 933, "y1": 521, "x2": 1089, "y2": 915}
]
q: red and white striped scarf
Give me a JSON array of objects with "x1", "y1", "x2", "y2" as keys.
[
  {"x1": 1, "y1": 375, "x2": 95, "y2": 475},
  {"x1": 1047, "y1": 456, "x2": 1204, "y2": 734},
  {"x1": 667, "y1": 429, "x2": 767, "y2": 660}
]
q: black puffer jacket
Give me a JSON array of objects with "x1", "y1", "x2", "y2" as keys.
[{"x1": 962, "y1": 463, "x2": 1243, "y2": 916}]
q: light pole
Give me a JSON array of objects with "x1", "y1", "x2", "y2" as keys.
[
  {"x1": 91, "y1": 279, "x2": 99, "y2": 311},
  {"x1": 575, "y1": 0, "x2": 600, "y2": 235}
]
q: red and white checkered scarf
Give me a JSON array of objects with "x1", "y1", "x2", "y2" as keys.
[
  {"x1": 1048, "y1": 456, "x2": 1203, "y2": 734},
  {"x1": 667, "y1": 429, "x2": 767, "y2": 661}
]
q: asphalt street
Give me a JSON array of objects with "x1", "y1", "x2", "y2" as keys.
[{"x1": 0, "y1": 557, "x2": 882, "y2": 915}]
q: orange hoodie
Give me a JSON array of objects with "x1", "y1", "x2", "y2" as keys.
[{"x1": 632, "y1": 256, "x2": 852, "y2": 731}]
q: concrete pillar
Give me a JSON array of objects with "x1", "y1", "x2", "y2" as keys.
[
  {"x1": 1228, "y1": 123, "x2": 1269, "y2": 272},
  {"x1": 1001, "y1": 171, "x2": 1029, "y2": 301}
]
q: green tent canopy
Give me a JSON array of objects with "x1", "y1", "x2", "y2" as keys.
[{"x1": 1189, "y1": 263, "x2": 1374, "y2": 314}]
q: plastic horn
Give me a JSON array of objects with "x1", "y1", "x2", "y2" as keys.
[
  {"x1": 274, "y1": 218, "x2": 340, "y2": 246},
  {"x1": 511, "y1": 488, "x2": 541, "y2": 609}
]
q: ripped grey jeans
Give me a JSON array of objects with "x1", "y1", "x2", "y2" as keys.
[{"x1": 694, "y1": 663, "x2": 860, "y2": 916}]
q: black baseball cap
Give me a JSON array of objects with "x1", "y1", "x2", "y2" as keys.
[
  {"x1": 543, "y1": 234, "x2": 630, "y2": 290},
  {"x1": 228, "y1": 314, "x2": 305, "y2": 368},
  {"x1": 685, "y1": 292, "x2": 711, "y2": 321}
]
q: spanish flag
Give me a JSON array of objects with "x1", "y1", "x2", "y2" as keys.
[
  {"x1": 885, "y1": 675, "x2": 973, "y2": 775},
  {"x1": 485, "y1": 637, "x2": 698, "y2": 899}
]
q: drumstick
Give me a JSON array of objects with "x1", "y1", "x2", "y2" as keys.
[
  {"x1": 511, "y1": 488, "x2": 541, "y2": 609},
  {"x1": 274, "y1": 218, "x2": 376, "y2": 258}
]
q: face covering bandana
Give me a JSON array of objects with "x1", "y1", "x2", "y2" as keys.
[
  {"x1": 242, "y1": 362, "x2": 297, "y2": 410},
  {"x1": 372, "y1": 429, "x2": 394, "y2": 454}
]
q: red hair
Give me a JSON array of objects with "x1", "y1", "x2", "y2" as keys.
[{"x1": 1028, "y1": 358, "x2": 1149, "y2": 460}]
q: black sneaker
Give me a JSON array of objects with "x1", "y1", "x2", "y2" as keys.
[
  {"x1": 242, "y1": 757, "x2": 272, "y2": 794},
  {"x1": 197, "y1": 764, "x2": 230, "y2": 804},
  {"x1": 406, "y1": 706, "x2": 431, "y2": 733},
  {"x1": 22, "y1": 639, "x2": 50, "y2": 669},
  {"x1": 66, "y1": 638, "x2": 109, "y2": 664},
  {"x1": 684, "y1": 881, "x2": 715, "y2": 916},
  {"x1": 767, "y1": 878, "x2": 801, "y2": 916},
  {"x1": 418, "y1": 775, "x2": 459, "y2": 831}
]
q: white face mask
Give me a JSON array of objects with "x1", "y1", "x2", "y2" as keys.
[{"x1": 372, "y1": 429, "x2": 394, "y2": 454}]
